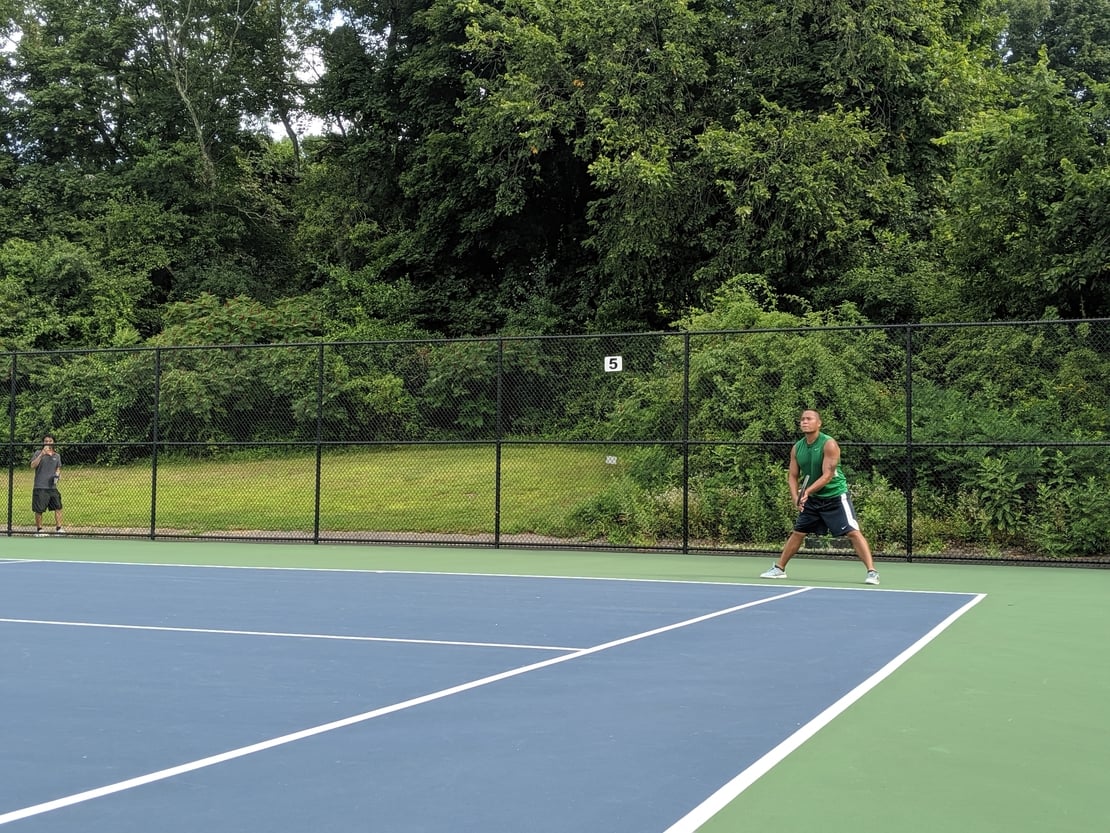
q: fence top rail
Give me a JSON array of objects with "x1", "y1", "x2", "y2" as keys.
[
  {"x1": 8, "y1": 439, "x2": 1108, "y2": 450},
  {"x1": 3, "y1": 318, "x2": 1108, "y2": 361}
]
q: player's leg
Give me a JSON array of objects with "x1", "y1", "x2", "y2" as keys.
[
  {"x1": 50, "y1": 492, "x2": 64, "y2": 533},
  {"x1": 762, "y1": 501, "x2": 822, "y2": 578},
  {"x1": 845, "y1": 529, "x2": 875, "y2": 570},
  {"x1": 763, "y1": 530, "x2": 806, "y2": 577},
  {"x1": 32, "y1": 489, "x2": 46, "y2": 535},
  {"x1": 823, "y1": 493, "x2": 879, "y2": 582}
]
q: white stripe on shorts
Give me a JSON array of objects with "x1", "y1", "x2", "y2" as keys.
[{"x1": 839, "y1": 493, "x2": 860, "y2": 531}]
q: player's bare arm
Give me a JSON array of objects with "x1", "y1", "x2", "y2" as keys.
[
  {"x1": 787, "y1": 445, "x2": 800, "y2": 504},
  {"x1": 815, "y1": 438, "x2": 841, "y2": 492}
]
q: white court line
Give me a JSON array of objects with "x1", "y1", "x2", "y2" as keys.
[
  {"x1": 0, "y1": 559, "x2": 36, "y2": 565},
  {"x1": 662, "y1": 591, "x2": 988, "y2": 833},
  {"x1": 0, "y1": 586, "x2": 811, "y2": 825},
  {"x1": 0, "y1": 618, "x2": 580, "y2": 652},
  {"x1": 18, "y1": 558, "x2": 984, "y2": 597}
]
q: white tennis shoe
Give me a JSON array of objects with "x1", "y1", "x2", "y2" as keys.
[
  {"x1": 760, "y1": 564, "x2": 787, "y2": 579},
  {"x1": 865, "y1": 570, "x2": 880, "y2": 585}
]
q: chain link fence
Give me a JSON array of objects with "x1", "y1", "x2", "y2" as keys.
[{"x1": 5, "y1": 320, "x2": 1108, "y2": 564}]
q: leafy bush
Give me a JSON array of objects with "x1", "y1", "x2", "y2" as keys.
[
  {"x1": 851, "y1": 472, "x2": 908, "y2": 552},
  {"x1": 562, "y1": 477, "x2": 683, "y2": 546},
  {"x1": 1027, "y1": 452, "x2": 1110, "y2": 557},
  {"x1": 692, "y1": 461, "x2": 793, "y2": 544},
  {"x1": 972, "y1": 456, "x2": 1024, "y2": 541},
  {"x1": 557, "y1": 447, "x2": 692, "y2": 544},
  {"x1": 1029, "y1": 476, "x2": 1108, "y2": 557}
]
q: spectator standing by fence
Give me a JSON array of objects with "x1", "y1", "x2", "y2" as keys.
[{"x1": 31, "y1": 435, "x2": 65, "y2": 537}]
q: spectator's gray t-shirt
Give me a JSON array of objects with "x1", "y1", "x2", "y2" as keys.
[{"x1": 33, "y1": 452, "x2": 60, "y2": 489}]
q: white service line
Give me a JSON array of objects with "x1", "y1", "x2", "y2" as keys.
[
  {"x1": 662, "y1": 591, "x2": 988, "y2": 833},
  {"x1": 0, "y1": 617, "x2": 580, "y2": 652},
  {"x1": 0, "y1": 586, "x2": 810, "y2": 826}
]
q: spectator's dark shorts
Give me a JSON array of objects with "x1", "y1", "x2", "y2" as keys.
[
  {"x1": 32, "y1": 488, "x2": 62, "y2": 513},
  {"x1": 793, "y1": 492, "x2": 860, "y2": 537}
]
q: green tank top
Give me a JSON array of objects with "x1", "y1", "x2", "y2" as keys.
[{"x1": 794, "y1": 432, "x2": 848, "y2": 498}]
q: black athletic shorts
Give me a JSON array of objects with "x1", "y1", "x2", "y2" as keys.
[
  {"x1": 32, "y1": 487, "x2": 62, "y2": 513},
  {"x1": 793, "y1": 492, "x2": 861, "y2": 537}
]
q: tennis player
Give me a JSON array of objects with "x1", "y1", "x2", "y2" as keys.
[{"x1": 760, "y1": 409, "x2": 879, "y2": 585}]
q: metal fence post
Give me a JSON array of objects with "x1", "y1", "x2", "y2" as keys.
[
  {"x1": 6, "y1": 353, "x2": 16, "y2": 536},
  {"x1": 150, "y1": 348, "x2": 161, "y2": 540},
  {"x1": 313, "y1": 342, "x2": 325, "y2": 544},
  {"x1": 494, "y1": 338, "x2": 504, "y2": 548},
  {"x1": 682, "y1": 333, "x2": 691, "y2": 553},
  {"x1": 904, "y1": 326, "x2": 914, "y2": 562}
]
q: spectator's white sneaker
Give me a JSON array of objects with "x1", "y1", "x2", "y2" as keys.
[
  {"x1": 760, "y1": 564, "x2": 787, "y2": 579},
  {"x1": 34, "y1": 529, "x2": 46, "y2": 538},
  {"x1": 55, "y1": 527, "x2": 66, "y2": 534}
]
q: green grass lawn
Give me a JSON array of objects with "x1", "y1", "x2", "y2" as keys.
[{"x1": 13, "y1": 445, "x2": 622, "y2": 534}]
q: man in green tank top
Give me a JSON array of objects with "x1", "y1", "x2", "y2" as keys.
[{"x1": 760, "y1": 409, "x2": 879, "y2": 585}]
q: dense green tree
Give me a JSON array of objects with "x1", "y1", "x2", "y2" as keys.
[
  {"x1": 0, "y1": 0, "x2": 324, "y2": 344},
  {"x1": 1002, "y1": 0, "x2": 1110, "y2": 98},
  {"x1": 0, "y1": 238, "x2": 72, "y2": 350},
  {"x1": 936, "y1": 59, "x2": 1110, "y2": 318},
  {"x1": 141, "y1": 0, "x2": 317, "y2": 181},
  {"x1": 425, "y1": 0, "x2": 1001, "y2": 329},
  {"x1": 308, "y1": 0, "x2": 599, "y2": 335},
  {"x1": 1, "y1": 0, "x2": 1107, "y2": 345}
]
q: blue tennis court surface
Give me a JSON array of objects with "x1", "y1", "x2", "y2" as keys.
[{"x1": 0, "y1": 560, "x2": 982, "y2": 832}]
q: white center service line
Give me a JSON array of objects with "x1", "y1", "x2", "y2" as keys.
[
  {"x1": 0, "y1": 586, "x2": 810, "y2": 825},
  {"x1": 0, "y1": 617, "x2": 579, "y2": 652}
]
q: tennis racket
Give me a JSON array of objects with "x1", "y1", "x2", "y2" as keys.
[{"x1": 797, "y1": 474, "x2": 811, "y2": 507}]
